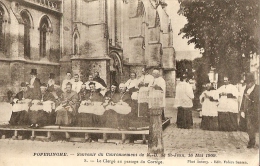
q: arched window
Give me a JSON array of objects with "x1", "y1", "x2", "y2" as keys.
[
  {"x1": 73, "y1": 33, "x2": 79, "y2": 55},
  {"x1": 21, "y1": 11, "x2": 31, "y2": 59},
  {"x1": 0, "y1": 8, "x2": 4, "y2": 51},
  {"x1": 39, "y1": 17, "x2": 49, "y2": 58}
]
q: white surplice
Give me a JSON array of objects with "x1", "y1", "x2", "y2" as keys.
[
  {"x1": 174, "y1": 81, "x2": 194, "y2": 108},
  {"x1": 217, "y1": 84, "x2": 238, "y2": 113},
  {"x1": 200, "y1": 90, "x2": 219, "y2": 117},
  {"x1": 148, "y1": 76, "x2": 166, "y2": 108}
]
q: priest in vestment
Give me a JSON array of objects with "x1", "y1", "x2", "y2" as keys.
[
  {"x1": 55, "y1": 82, "x2": 79, "y2": 126},
  {"x1": 149, "y1": 69, "x2": 166, "y2": 120},
  {"x1": 9, "y1": 82, "x2": 32, "y2": 125},
  {"x1": 137, "y1": 68, "x2": 154, "y2": 117},
  {"x1": 104, "y1": 83, "x2": 132, "y2": 129},
  {"x1": 29, "y1": 83, "x2": 56, "y2": 127},
  {"x1": 175, "y1": 74, "x2": 194, "y2": 129},
  {"x1": 125, "y1": 72, "x2": 139, "y2": 117},
  {"x1": 77, "y1": 82, "x2": 105, "y2": 127},
  {"x1": 217, "y1": 76, "x2": 239, "y2": 131}
]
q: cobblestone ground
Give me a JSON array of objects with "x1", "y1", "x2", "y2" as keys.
[
  {"x1": 0, "y1": 98, "x2": 259, "y2": 166},
  {"x1": 163, "y1": 98, "x2": 259, "y2": 166}
]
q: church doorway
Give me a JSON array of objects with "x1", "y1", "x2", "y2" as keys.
[{"x1": 109, "y1": 52, "x2": 122, "y2": 86}]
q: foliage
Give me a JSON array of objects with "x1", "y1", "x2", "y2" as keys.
[
  {"x1": 192, "y1": 57, "x2": 210, "y2": 95},
  {"x1": 176, "y1": 59, "x2": 193, "y2": 78},
  {"x1": 178, "y1": 0, "x2": 259, "y2": 83}
]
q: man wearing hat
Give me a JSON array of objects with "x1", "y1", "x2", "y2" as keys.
[
  {"x1": 29, "y1": 83, "x2": 56, "y2": 128},
  {"x1": 9, "y1": 82, "x2": 32, "y2": 125},
  {"x1": 28, "y1": 69, "x2": 41, "y2": 99},
  {"x1": 240, "y1": 73, "x2": 259, "y2": 148}
]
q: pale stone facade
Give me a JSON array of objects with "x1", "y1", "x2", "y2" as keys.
[
  {"x1": 0, "y1": 0, "x2": 176, "y2": 101},
  {"x1": 0, "y1": 0, "x2": 61, "y2": 101}
]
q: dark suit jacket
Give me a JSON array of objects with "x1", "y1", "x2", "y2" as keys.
[
  {"x1": 116, "y1": 92, "x2": 132, "y2": 105},
  {"x1": 15, "y1": 90, "x2": 33, "y2": 100},
  {"x1": 59, "y1": 90, "x2": 79, "y2": 112},
  {"x1": 36, "y1": 91, "x2": 56, "y2": 102},
  {"x1": 86, "y1": 91, "x2": 105, "y2": 103},
  {"x1": 30, "y1": 77, "x2": 41, "y2": 99},
  {"x1": 78, "y1": 89, "x2": 89, "y2": 102},
  {"x1": 105, "y1": 91, "x2": 120, "y2": 103},
  {"x1": 241, "y1": 85, "x2": 259, "y2": 120}
]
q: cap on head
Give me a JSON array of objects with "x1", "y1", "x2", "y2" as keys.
[
  {"x1": 20, "y1": 82, "x2": 27, "y2": 87},
  {"x1": 30, "y1": 69, "x2": 37, "y2": 75},
  {"x1": 40, "y1": 83, "x2": 47, "y2": 88},
  {"x1": 141, "y1": 67, "x2": 147, "y2": 73},
  {"x1": 66, "y1": 82, "x2": 72, "y2": 87},
  {"x1": 180, "y1": 73, "x2": 187, "y2": 80},
  {"x1": 111, "y1": 81, "x2": 118, "y2": 87},
  {"x1": 88, "y1": 82, "x2": 95, "y2": 86}
]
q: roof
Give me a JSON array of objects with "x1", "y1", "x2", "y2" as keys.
[{"x1": 175, "y1": 51, "x2": 202, "y2": 60}]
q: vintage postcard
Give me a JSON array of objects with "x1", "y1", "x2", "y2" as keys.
[{"x1": 0, "y1": 0, "x2": 258, "y2": 165}]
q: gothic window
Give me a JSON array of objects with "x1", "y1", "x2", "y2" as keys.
[
  {"x1": 73, "y1": 33, "x2": 79, "y2": 54},
  {"x1": 39, "y1": 17, "x2": 49, "y2": 58},
  {"x1": 0, "y1": 8, "x2": 4, "y2": 51},
  {"x1": 21, "y1": 11, "x2": 31, "y2": 59},
  {"x1": 74, "y1": 1, "x2": 77, "y2": 20}
]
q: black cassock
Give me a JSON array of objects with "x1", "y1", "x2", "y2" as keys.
[{"x1": 240, "y1": 85, "x2": 259, "y2": 146}]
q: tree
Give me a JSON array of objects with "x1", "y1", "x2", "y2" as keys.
[
  {"x1": 176, "y1": 59, "x2": 193, "y2": 78},
  {"x1": 178, "y1": 0, "x2": 259, "y2": 84},
  {"x1": 192, "y1": 57, "x2": 209, "y2": 93}
]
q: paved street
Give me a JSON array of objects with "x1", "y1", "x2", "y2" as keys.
[
  {"x1": 0, "y1": 98, "x2": 259, "y2": 166},
  {"x1": 164, "y1": 98, "x2": 259, "y2": 150}
]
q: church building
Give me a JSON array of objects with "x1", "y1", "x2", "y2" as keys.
[{"x1": 0, "y1": 0, "x2": 176, "y2": 100}]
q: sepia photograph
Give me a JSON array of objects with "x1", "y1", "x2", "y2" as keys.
[{"x1": 0, "y1": 0, "x2": 259, "y2": 165}]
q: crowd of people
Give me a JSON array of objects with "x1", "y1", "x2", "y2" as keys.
[
  {"x1": 8, "y1": 68, "x2": 166, "y2": 141},
  {"x1": 175, "y1": 73, "x2": 259, "y2": 149},
  {"x1": 5, "y1": 68, "x2": 259, "y2": 147}
]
